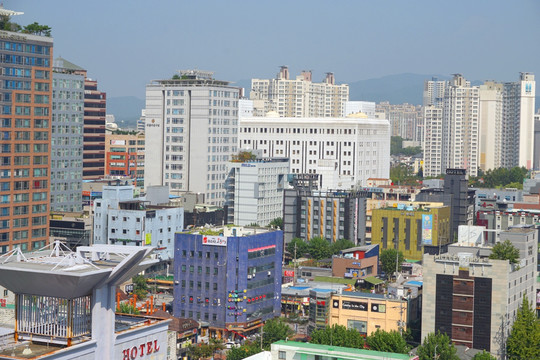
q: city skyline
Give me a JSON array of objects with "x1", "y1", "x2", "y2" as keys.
[{"x1": 10, "y1": 0, "x2": 540, "y2": 99}]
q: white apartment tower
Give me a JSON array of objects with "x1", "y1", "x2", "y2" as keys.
[
  {"x1": 144, "y1": 70, "x2": 240, "y2": 206},
  {"x1": 239, "y1": 114, "x2": 390, "y2": 189},
  {"x1": 478, "y1": 81, "x2": 504, "y2": 171},
  {"x1": 250, "y1": 66, "x2": 349, "y2": 118},
  {"x1": 423, "y1": 105, "x2": 444, "y2": 177},
  {"x1": 423, "y1": 77, "x2": 446, "y2": 107}
]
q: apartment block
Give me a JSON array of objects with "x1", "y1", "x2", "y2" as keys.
[
  {"x1": 250, "y1": 66, "x2": 348, "y2": 117},
  {"x1": 0, "y1": 30, "x2": 53, "y2": 253},
  {"x1": 144, "y1": 70, "x2": 240, "y2": 206},
  {"x1": 105, "y1": 132, "x2": 145, "y2": 188},
  {"x1": 239, "y1": 114, "x2": 390, "y2": 190},
  {"x1": 376, "y1": 102, "x2": 423, "y2": 143},
  {"x1": 51, "y1": 57, "x2": 84, "y2": 212}
]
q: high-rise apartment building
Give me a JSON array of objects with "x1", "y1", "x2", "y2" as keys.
[
  {"x1": 0, "y1": 29, "x2": 53, "y2": 253},
  {"x1": 423, "y1": 77, "x2": 446, "y2": 107},
  {"x1": 478, "y1": 81, "x2": 504, "y2": 171},
  {"x1": 82, "y1": 72, "x2": 106, "y2": 179},
  {"x1": 239, "y1": 114, "x2": 391, "y2": 190},
  {"x1": 144, "y1": 70, "x2": 240, "y2": 206},
  {"x1": 250, "y1": 66, "x2": 348, "y2": 117},
  {"x1": 51, "y1": 57, "x2": 84, "y2": 212},
  {"x1": 376, "y1": 102, "x2": 423, "y2": 142},
  {"x1": 423, "y1": 105, "x2": 443, "y2": 176}
]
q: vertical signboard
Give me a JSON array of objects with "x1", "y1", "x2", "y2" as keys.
[
  {"x1": 145, "y1": 233, "x2": 152, "y2": 245},
  {"x1": 422, "y1": 214, "x2": 432, "y2": 245}
]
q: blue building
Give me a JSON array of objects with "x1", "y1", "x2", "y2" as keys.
[{"x1": 173, "y1": 226, "x2": 283, "y2": 339}]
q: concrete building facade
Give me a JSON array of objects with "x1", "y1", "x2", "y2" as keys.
[
  {"x1": 250, "y1": 66, "x2": 348, "y2": 118},
  {"x1": 51, "y1": 57, "x2": 84, "y2": 212},
  {"x1": 105, "y1": 132, "x2": 145, "y2": 187},
  {"x1": 239, "y1": 115, "x2": 391, "y2": 190},
  {"x1": 0, "y1": 30, "x2": 53, "y2": 254},
  {"x1": 225, "y1": 157, "x2": 289, "y2": 226},
  {"x1": 421, "y1": 227, "x2": 538, "y2": 358},
  {"x1": 144, "y1": 70, "x2": 240, "y2": 206},
  {"x1": 93, "y1": 185, "x2": 183, "y2": 260}
]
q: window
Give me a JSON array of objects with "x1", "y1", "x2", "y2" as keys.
[
  {"x1": 278, "y1": 351, "x2": 286, "y2": 360},
  {"x1": 347, "y1": 319, "x2": 367, "y2": 335},
  {"x1": 181, "y1": 264, "x2": 186, "y2": 272},
  {"x1": 213, "y1": 283, "x2": 218, "y2": 291}
]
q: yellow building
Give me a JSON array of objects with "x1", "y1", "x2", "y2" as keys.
[
  {"x1": 371, "y1": 205, "x2": 450, "y2": 260},
  {"x1": 329, "y1": 293, "x2": 407, "y2": 336}
]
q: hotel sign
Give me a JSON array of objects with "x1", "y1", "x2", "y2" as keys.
[{"x1": 202, "y1": 235, "x2": 227, "y2": 246}]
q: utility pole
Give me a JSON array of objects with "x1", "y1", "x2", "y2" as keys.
[
  {"x1": 293, "y1": 242, "x2": 297, "y2": 285},
  {"x1": 260, "y1": 324, "x2": 263, "y2": 350}
]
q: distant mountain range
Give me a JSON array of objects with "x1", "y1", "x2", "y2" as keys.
[{"x1": 107, "y1": 74, "x2": 540, "y2": 127}]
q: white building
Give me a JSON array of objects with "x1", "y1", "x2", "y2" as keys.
[
  {"x1": 238, "y1": 98, "x2": 254, "y2": 118},
  {"x1": 144, "y1": 70, "x2": 240, "y2": 206},
  {"x1": 93, "y1": 185, "x2": 183, "y2": 260},
  {"x1": 423, "y1": 77, "x2": 446, "y2": 107},
  {"x1": 423, "y1": 105, "x2": 444, "y2": 177},
  {"x1": 225, "y1": 157, "x2": 289, "y2": 226},
  {"x1": 344, "y1": 101, "x2": 376, "y2": 117},
  {"x1": 479, "y1": 81, "x2": 504, "y2": 171},
  {"x1": 239, "y1": 113, "x2": 390, "y2": 190},
  {"x1": 250, "y1": 66, "x2": 349, "y2": 118}
]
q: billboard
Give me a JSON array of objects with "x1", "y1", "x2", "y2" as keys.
[
  {"x1": 110, "y1": 139, "x2": 126, "y2": 145},
  {"x1": 145, "y1": 233, "x2": 152, "y2": 245},
  {"x1": 202, "y1": 235, "x2": 227, "y2": 246},
  {"x1": 422, "y1": 214, "x2": 432, "y2": 245}
]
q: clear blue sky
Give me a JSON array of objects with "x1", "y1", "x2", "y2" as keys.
[{"x1": 9, "y1": 0, "x2": 540, "y2": 99}]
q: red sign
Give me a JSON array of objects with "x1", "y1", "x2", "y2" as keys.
[
  {"x1": 0, "y1": 299, "x2": 6, "y2": 307},
  {"x1": 284, "y1": 270, "x2": 294, "y2": 277},
  {"x1": 122, "y1": 340, "x2": 160, "y2": 359}
]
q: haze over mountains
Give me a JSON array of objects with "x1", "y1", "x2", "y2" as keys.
[{"x1": 108, "y1": 73, "x2": 540, "y2": 129}]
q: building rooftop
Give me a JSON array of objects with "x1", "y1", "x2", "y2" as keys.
[
  {"x1": 183, "y1": 226, "x2": 276, "y2": 237},
  {"x1": 53, "y1": 57, "x2": 85, "y2": 72},
  {"x1": 273, "y1": 340, "x2": 412, "y2": 360}
]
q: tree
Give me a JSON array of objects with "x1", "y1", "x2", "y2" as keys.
[
  {"x1": 268, "y1": 217, "x2": 283, "y2": 229},
  {"x1": 308, "y1": 237, "x2": 332, "y2": 260},
  {"x1": 172, "y1": 74, "x2": 181, "y2": 79},
  {"x1": 416, "y1": 332, "x2": 459, "y2": 360},
  {"x1": 117, "y1": 302, "x2": 140, "y2": 315},
  {"x1": 232, "y1": 151, "x2": 256, "y2": 162},
  {"x1": 489, "y1": 240, "x2": 520, "y2": 264},
  {"x1": 132, "y1": 275, "x2": 148, "y2": 300},
  {"x1": 380, "y1": 248, "x2": 405, "y2": 277},
  {"x1": 310, "y1": 325, "x2": 364, "y2": 349},
  {"x1": 365, "y1": 329, "x2": 410, "y2": 354},
  {"x1": 471, "y1": 350, "x2": 496, "y2": 360},
  {"x1": 286, "y1": 238, "x2": 309, "y2": 259},
  {"x1": 506, "y1": 296, "x2": 540, "y2": 360},
  {"x1": 390, "y1": 136, "x2": 404, "y2": 155},
  {"x1": 262, "y1": 318, "x2": 293, "y2": 350},
  {"x1": 22, "y1": 22, "x2": 51, "y2": 36},
  {"x1": 226, "y1": 342, "x2": 261, "y2": 360},
  {"x1": 331, "y1": 238, "x2": 356, "y2": 255}
]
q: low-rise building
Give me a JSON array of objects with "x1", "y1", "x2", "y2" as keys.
[
  {"x1": 332, "y1": 245, "x2": 379, "y2": 278},
  {"x1": 329, "y1": 292, "x2": 408, "y2": 336},
  {"x1": 105, "y1": 132, "x2": 145, "y2": 188}
]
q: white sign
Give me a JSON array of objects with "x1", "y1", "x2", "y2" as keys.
[{"x1": 202, "y1": 235, "x2": 227, "y2": 246}]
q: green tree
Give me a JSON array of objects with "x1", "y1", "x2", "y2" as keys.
[
  {"x1": 489, "y1": 240, "x2": 520, "y2": 264},
  {"x1": 132, "y1": 274, "x2": 148, "y2": 300},
  {"x1": 22, "y1": 22, "x2": 51, "y2": 36},
  {"x1": 365, "y1": 329, "x2": 410, "y2": 354},
  {"x1": 331, "y1": 238, "x2": 356, "y2": 255},
  {"x1": 308, "y1": 237, "x2": 332, "y2": 260},
  {"x1": 391, "y1": 136, "x2": 404, "y2": 155},
  {"x1": 232, "y1": 151, "x2": 257, "y2": 162},
  {"x1": 262, "y1": 318, "x2": 293, "y2": 350},
  {"x1": 117, "y1": 302, "x2": 140, "y2": 315},
  {"x1": 226, "y1": 342, "x2": 261, "y2": 360},
  {"x1": 310, "y1": 324, "x2": 364, "y2": 348},
  {"x1": 380, "y1": 248, "x2": 405, "y2": 277},
  {"x1": 506, "y1": 296, "x2": 540, "y2": 360},
  {"x1": 416, "y1": 332, "x2": 459, "y2": 360},
  {"x1": 268, "y1": 217, "x2": 283, "y2": 229},
  {"x1": 471, "y1": 350, "x2": 496, "y2": 360},
  {"x1": 286, "y1": 238, "x2": 309, "y2": 259},
  {"x1": 172, "y1": 74, "x2": 181, "y2": 79}
]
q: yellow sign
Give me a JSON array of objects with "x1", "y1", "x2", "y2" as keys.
[{"x1": 145, "y1": 233, "x2": 152, "y2": 245}]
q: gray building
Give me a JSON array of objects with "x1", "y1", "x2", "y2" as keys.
[
  {"x1": 283, "y1": 177, "x2": 368, "y2": 245},
  {"x1": 422, "y1": 227, "x2": 538, "y2": 358},
  {"x1": 225, "y1": 157, "x2": 289, "y2": 226},
  {"x1": 51, "y1": 57, "x2": 84, "y2": 212},
  {"x1": 416, "y1": 169, "x2": 475, "y2": 241}
]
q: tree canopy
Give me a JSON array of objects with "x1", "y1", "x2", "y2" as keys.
[
  {"x1": 22, "y1": 22, "x2": 52, "y2": 36},
  {"x1": 391, "y1": 136, "x2": 422, "y2": 156},
  {"x1": 262, "y1": 318, "x2": 293, "y2": 350},
  {"x1": 416, "y1": 332, "x2": 459, "y2": 360},
  {"x1": 471, "y1": 350, "x2": 496, "y2": 360},
  {"x1": 268, "y1": 217, "x2": 283, "y2": 229},
  {"x1": 231, "y1": 151, "x2": 256, "y2": 162},
  {"x1": 310, "y1": 325, "x2": 364, "y2": 349},
  {"x1": 226, "y1": 342, "x2": 261, "y2": 360},
  {"x1": 189, "y1": 339, "x2": 224, "y2": 360},
  {"x1": 380, "y1": 248, "x2": 405, "y2": 277},
  {"x1": 506, "y1": 296, "x2": 540, "y2": 360},
  {"x1": 469, "y1": 167, "x2": 528, "y2": 189},
  {"x1": 489, "y1": 240, "x2": 520, "y2": 264},
  {"x1": 365, "y1": 329, "x2": 410, "y2": 354},
  {"x1": 308, "y1": 237, "x2": 333, "y2": 260},
  {"x1": 132, "y1": 275, "x2": 148, "y2": 300},
  {"x1": 390, "y1": 164, "x2": 421, "y2": 185}
]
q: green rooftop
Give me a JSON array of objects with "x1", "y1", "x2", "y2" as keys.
[
  {"x1": 364, "y1": 276, "x2": 384, "y2": 285},
  {"x1": 273, "y1": 340, "x2": 412, "y2": 360}
]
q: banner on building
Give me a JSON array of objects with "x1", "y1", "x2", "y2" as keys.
[
  {"x1": 145, "y1": 233, "x2": 152, "y2": 245},
  {"x1": 202, "y1": 235, "x2": 227, "y2": 246},
  {"x1": 422, "y1": 214, "x2": 432, "y2": 245}
]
